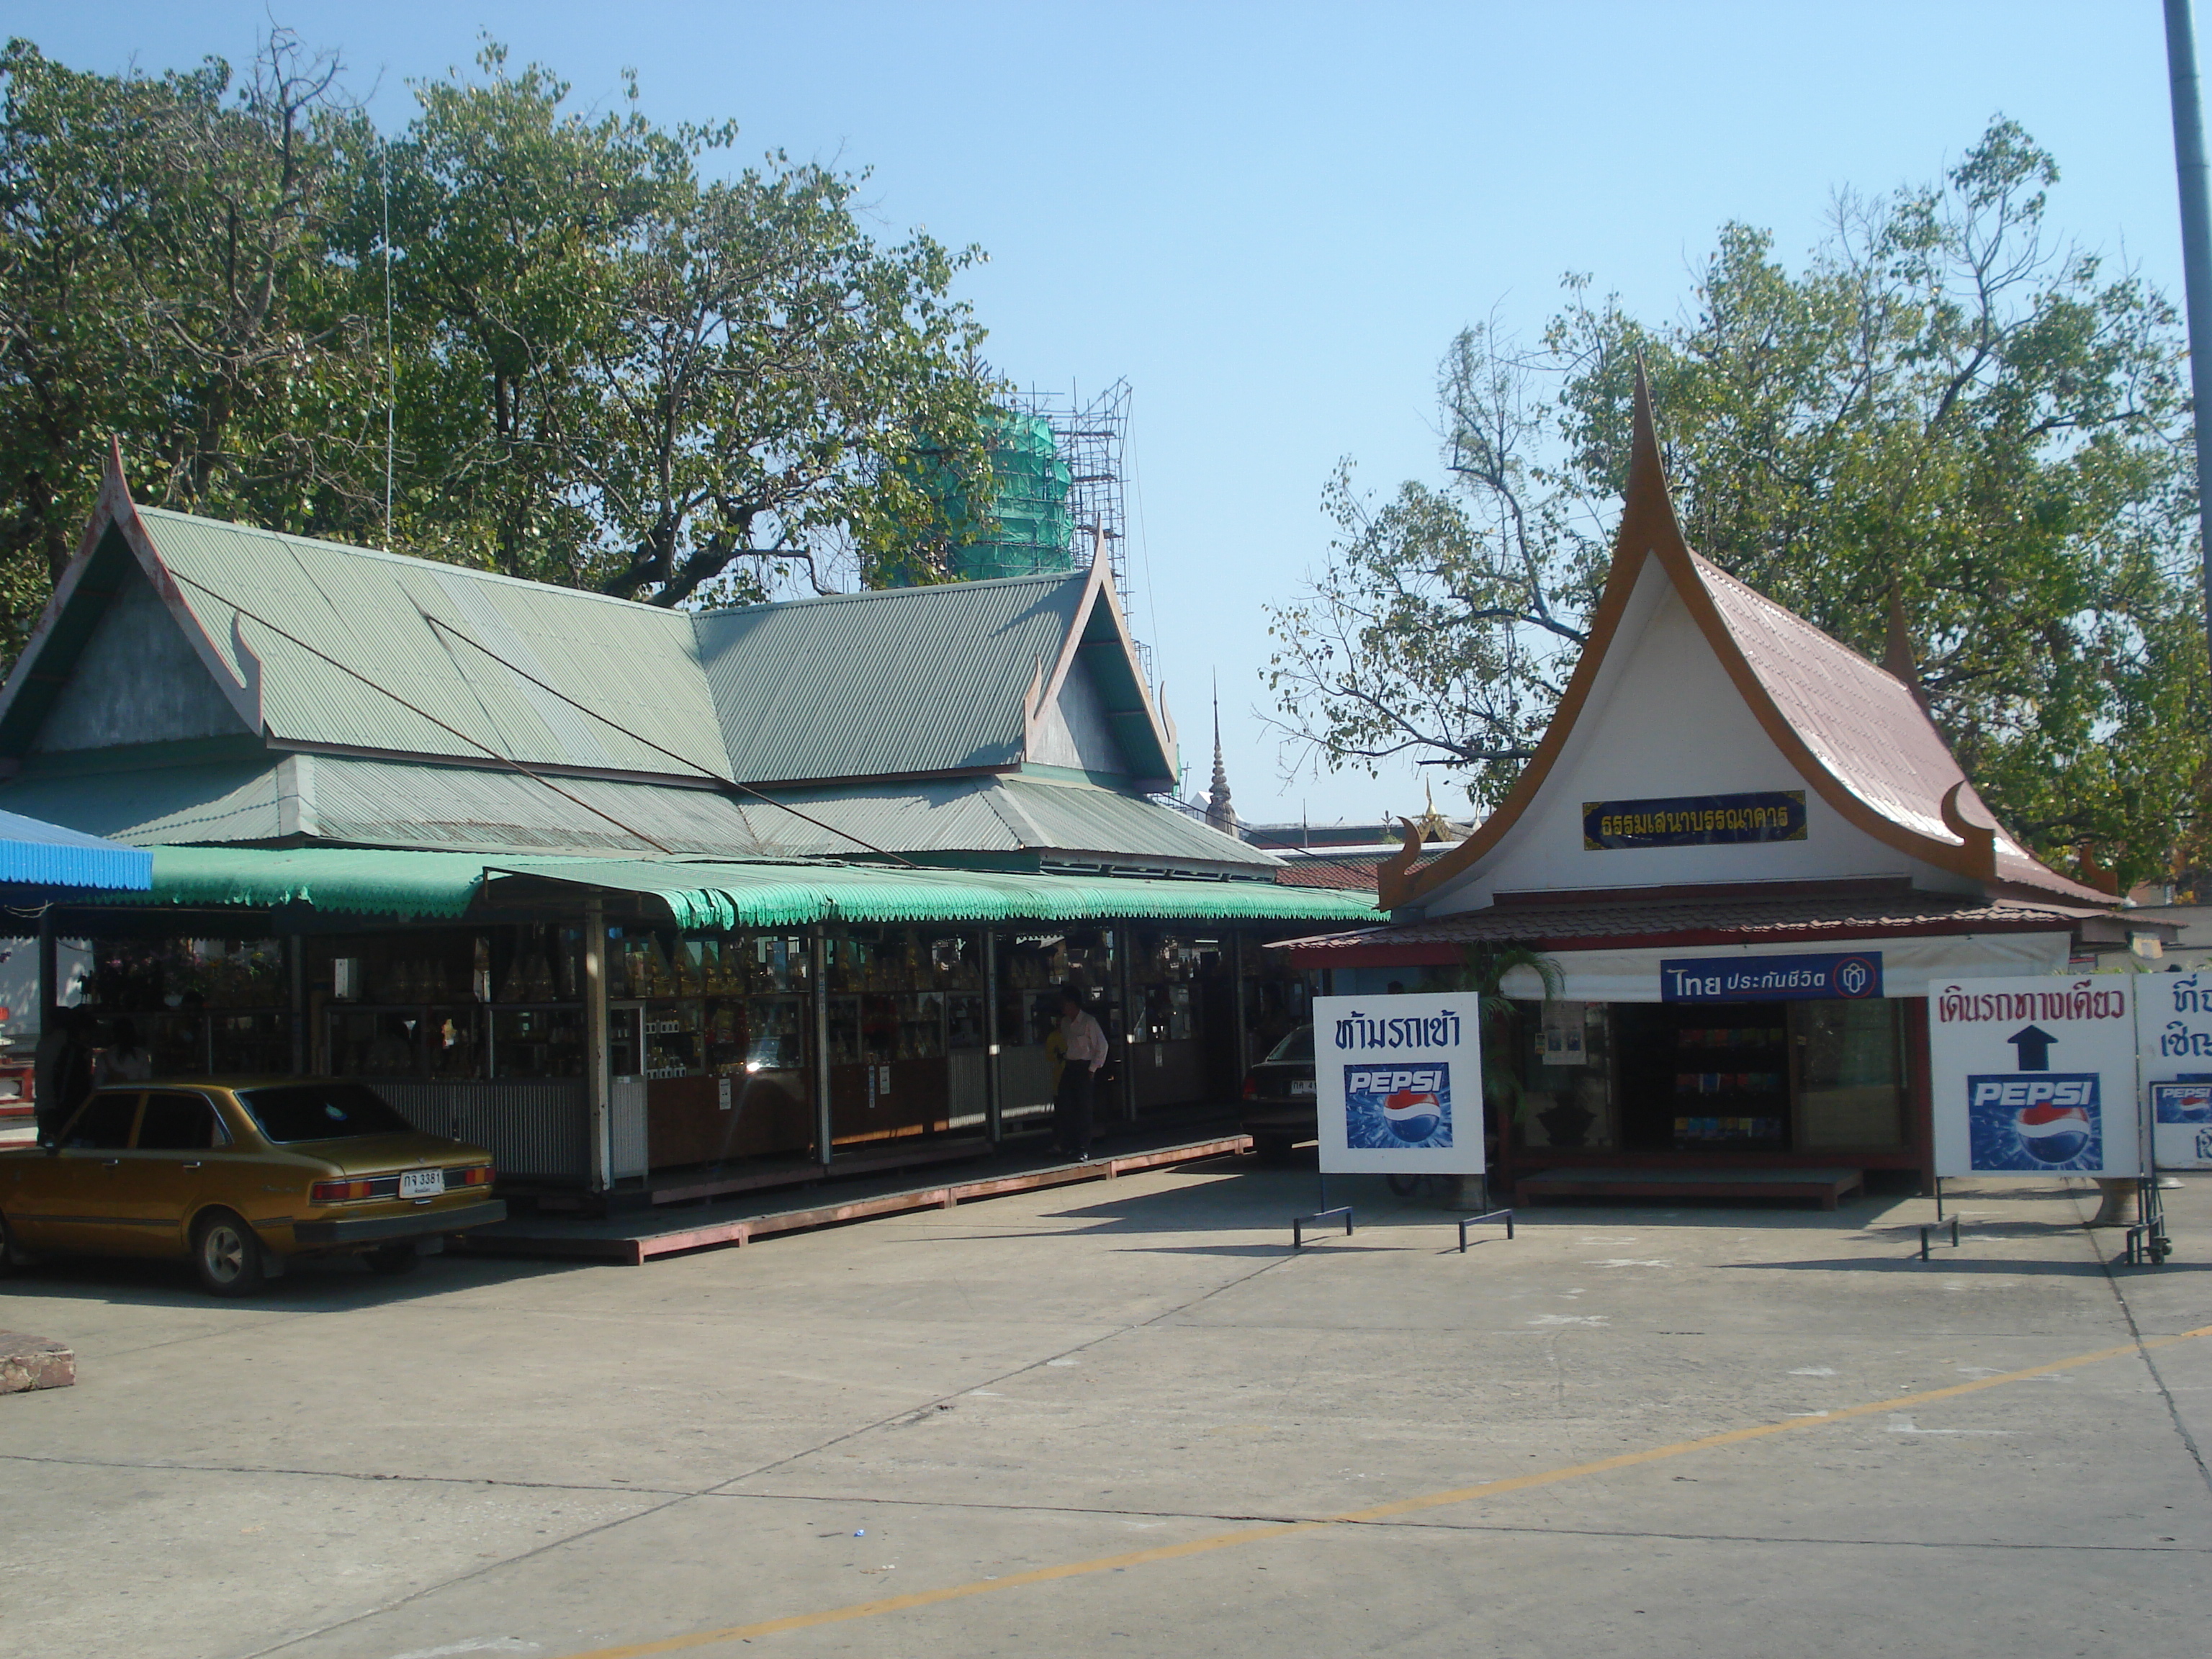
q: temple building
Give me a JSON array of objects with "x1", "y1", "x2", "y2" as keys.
[{"x1": 1273, "y1": 375, "x2": 2170, "y2": 1203}]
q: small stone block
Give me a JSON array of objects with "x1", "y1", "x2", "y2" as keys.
[{"x1": 0, "y1": 1331, "x2": 76, "y2": 1393}]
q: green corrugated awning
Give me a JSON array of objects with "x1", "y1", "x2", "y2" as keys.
[
  {"x1": 490, "y1": 858, "x2": 1380, "y2": 930},
  {"x1": 123, "y1": 845, "x2": 498, "y2": 918},
  {"x1": 89, "y1": 846, "x2": 1378, "y2": 929}
]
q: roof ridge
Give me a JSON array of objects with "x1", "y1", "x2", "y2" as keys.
[
  {"x1": 135, "y1": 505, "x2": 687, "y2": 619},
  {"x1": 699, "y1": 570, "x2": 1084, "y2": 618}
]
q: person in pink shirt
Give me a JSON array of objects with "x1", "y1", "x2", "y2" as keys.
[{"x1": 1054, "y1": 985, "x2": 1108, "y2": 1160}]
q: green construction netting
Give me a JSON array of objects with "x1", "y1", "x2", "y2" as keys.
[
  {"x1": 491, "y1": 859, "x2": 1380, "y2": 932},
  {"x1": 909, "y1": 410, "x2": 1076, "y2": 582}
]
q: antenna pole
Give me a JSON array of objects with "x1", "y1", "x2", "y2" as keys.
[
  {"x1": 2165, "y1": 0, "x2": 2212, "y2": 670},
  {"x1": 382, "y1": 140, "x2": 396, "y2": 544}
]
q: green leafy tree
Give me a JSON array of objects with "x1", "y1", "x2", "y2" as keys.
[
  {"x1": 0, "y1": 32, "x2": 378, "y2": 650},
  {"x1": 1268, "y1": 120, "x2": 2207, "y2": 891},
  {"x1": 0, "y1": 33, "x2": 999, "y2": 660}
]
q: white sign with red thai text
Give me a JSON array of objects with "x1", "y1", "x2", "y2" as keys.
[{"x1": 1930, "y1": 976, "x2": 2142, "y2": 1179}]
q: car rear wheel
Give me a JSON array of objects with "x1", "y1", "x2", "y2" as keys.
[
  {"x1": 0, "y1": 1207, "x2": 22, "y2": 1271},
  {"x1": 191, "y1": 1209, "x2": 267, "y2": 1298},
  {"x1": 364, "y1": 1242, "x2": 421, "y2": 1276}
]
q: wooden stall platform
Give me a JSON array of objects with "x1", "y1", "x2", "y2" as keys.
[
  {"x1": 1516, "y1": 1165, "x2": 1866, "y2": 1210},
  {"x1": 465, "y1": 1125, "x2": 1254, "y2": 1264}
]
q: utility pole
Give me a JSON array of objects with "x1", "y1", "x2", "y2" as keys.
[{"x1": 2165, "y1": 0, "x2": 2212, "y2": 658}]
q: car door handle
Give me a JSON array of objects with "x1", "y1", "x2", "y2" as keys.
[
  {"x1": 101, "y1": 1158, "x2": 121, "y2": 1168},
  {"x1": 181, "y1": 1161, "x2": 202, "y2": 1170}
]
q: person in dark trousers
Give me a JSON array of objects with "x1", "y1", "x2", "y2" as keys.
[
  {"x1": 1053, "y1": 986, "x2": 1109, "y2": 1161},
  {"x1": 32, "y1": 1007, "x2": 94, "y2": 1144}
]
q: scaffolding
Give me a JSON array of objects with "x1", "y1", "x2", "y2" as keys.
[{"x1": 1008, "y1": 379, "x2": 1151, "y2": 685}]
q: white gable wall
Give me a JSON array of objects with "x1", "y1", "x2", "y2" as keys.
[
  {"x1": 1419, "y1": 560, "x2": 1969, "y2": 914},
  {"x1": 35, "y1": 566, "x2": 253, "y2": 751},
  {"x1": 1026, "y1": 657, "x2": 1128, "y2": 776}
]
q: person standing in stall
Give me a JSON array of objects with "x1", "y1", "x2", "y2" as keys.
[{"x1": 1053, "y1": 986, "x2": 1109, "y2": 1161}]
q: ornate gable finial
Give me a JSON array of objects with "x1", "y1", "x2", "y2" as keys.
[{"x1": 1620, "y1": 357, "x2": 1683, "y2": 553}]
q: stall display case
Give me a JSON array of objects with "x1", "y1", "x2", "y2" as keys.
[
  {"x1": 81, "y1": 936, "x2": 293, "y2": 1078},
  {"x1": 493, "y1": 1006, "x2": 584, "y2": 1079},
  {"x1": 327, "y1": 1004, "x2": 483, "y2": 1079}
]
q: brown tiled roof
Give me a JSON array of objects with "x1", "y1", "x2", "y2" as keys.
[
  {"x1": 1385, "y1": 371, "x2": 2114, "y2": 912},
  {"x1": 1274, "y1": 859, "x2": 1383, "y2": 892},
  {"x1": 1691, "y1": 552, "x2": 2090, "y2": 902},
  {"x1": 1271, "y1": 887, "x2": 2095, "y2": 965}
]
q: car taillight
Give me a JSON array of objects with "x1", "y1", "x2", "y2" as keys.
[
  {"x1": 1242, "y1": 1076, "x2": 1258, "y2": 1098},
  {"x1": 453, "y1": 1164, "x2": 494, "y2": 1187},
  {"x1": 311, "y1": 1178, "x2": 374, "y2": 1203}
]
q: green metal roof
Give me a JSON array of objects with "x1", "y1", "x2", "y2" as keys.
[
  {"x1": 10, "y1": 511, "x2": 729, "y2": 778},
  {"x1": 123, "y1": 845, "x2": 499, "y2": 918},
  {"x1": 491, "y1": 858, "x2": 1377, "y2": 930},
  {"x1": 80, "y1": 845, "x2": 1377, "y2": 929},
  {"x1": 694, "y1": 574, "x2": 1084, "y2": 784},
  {"x1": 0, "y1": 757, "x2": 1272, "y2": 874}
]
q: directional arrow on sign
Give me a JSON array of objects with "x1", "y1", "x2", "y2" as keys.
[{"x1": 2008, "y1": 1025, "x2": 2057, "y2": 1071}]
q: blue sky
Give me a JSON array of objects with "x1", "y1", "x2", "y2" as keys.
[{"x1": 5, "y1": 2, "x2": 2190, "y2": 827}]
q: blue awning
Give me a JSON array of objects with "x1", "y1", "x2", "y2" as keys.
[{"x1": 0, "y1": 807, "x2": 154, "y2": 891}]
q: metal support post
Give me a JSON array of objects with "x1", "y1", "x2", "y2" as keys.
[
  {"x1": 2166, "y1": 0, "x2": 2212, "y2": 656},
  {"x1": 1457, "y1": 1210, "x2": 1516, "y2": 1250},
  {"x1": 36, "y1": 909, "x2": 57, "y2": 1030},
  {"x1": 811, "y1": 927, "x2": 832, "y2": 1172},
  {"x1": 1292, "y1": 1206, "x2": 1354, "y2": 1248},
  {"x1": 1231, "y1": 930, "x2": 1249, "y2": 1076},
  {"x1": 583, "y1": 898, "x2": 611, "y2": 1195},
  {"x1": 983, "y1": 928, "x2": 1002, "y2": 1146},
  {"x1": 287, "y1": 933, "x2": 307, "y2": 1075}
]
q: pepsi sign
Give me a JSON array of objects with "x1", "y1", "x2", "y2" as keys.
[
  {"x1": 1313, "y1": 991, "x2": 1486, "y2": 1174},
  {"x1": 1931, "y1": 975, "x2": 2142, "y2": 1179},
  {"x1": 1344, "y1": 1064, "x2": 1452, "y2": 1150},
  {"x1": 1966, "y1": 1074, "x2": 2102, "y2": 1171}
]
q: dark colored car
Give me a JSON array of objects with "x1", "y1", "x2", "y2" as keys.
[{"x1": 1240, "y1": 1023, "x2": 1316, "y2": 1161}]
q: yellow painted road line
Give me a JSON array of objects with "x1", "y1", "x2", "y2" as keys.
[{"x1": 563, "y1": 1320, "x2": 2212, "y2": 1659}]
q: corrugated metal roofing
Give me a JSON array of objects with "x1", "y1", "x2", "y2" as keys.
[
  {"x1": 0, "y1": 757, "x2": 1279, "y2": 873},
  {"x1": 120, "y1": 845, "x2": 500, "y2": 917},
  {"x1": 90, "y1": 844, "x2": 1375, "y2": 928},
  {"x1": 138, "y1": 509, "x2": 728, "y2": 778},
  {"x1": 694, "y1": 574, "x2": 1084, "y2": 783},
  {"x1": 0, "y1": 759, "x2": 289, "y2": 844},
  {"x1": 492, "y1": 858, "x2": 1379, "y2": 930},
  {"x1": 0, "y1": 806, "x2": 151, "y2": 889}
]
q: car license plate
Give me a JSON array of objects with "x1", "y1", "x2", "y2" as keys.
[
  {"x1": 399, "y1": 1168, "x2": 444, "y2": 1200},
  {"x1": 1290, "y1": 1079, "x2": 1316, "y2": 1097}
]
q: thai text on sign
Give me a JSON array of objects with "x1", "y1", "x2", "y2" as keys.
[
  {"x1": 1660, "y1": 952, "x2": 1881, "y2": 1003},
  {"x1": 1582, "y1": 790, "x2": 1807, "y2": 850}
]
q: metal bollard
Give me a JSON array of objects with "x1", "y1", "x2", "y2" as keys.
[{"x1": 1292, "y1": 1206, "x2": 1354, "y2": 1249}]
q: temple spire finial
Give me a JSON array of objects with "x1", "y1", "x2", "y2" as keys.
[{"x1": 1205, "y1": 674, "x2": 1237, "y2": 836}]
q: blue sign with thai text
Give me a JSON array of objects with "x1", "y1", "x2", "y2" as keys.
[{"x1": 1660, "y1": 952, "x2": 1883, "y2": 1003}]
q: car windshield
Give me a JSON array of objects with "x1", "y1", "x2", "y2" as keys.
[
  {"x1": 236, "y1": 1082, "x2": 414, "y2": 1143},
  {"x1": 1266, "y1": 1025, "x2": 1314, "y2": 1064}
]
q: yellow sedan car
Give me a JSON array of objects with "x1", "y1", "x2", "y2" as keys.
[{"x1": 0, "y1": 1079, "x2": 504, "y2": 1295}]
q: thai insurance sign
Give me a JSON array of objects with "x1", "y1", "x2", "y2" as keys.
[
  {"x1": 1313, "y1": 993, "x2": 1485, "y2": 1174},
  {"x1": 1660, "y1": 951, "x2": 1881, "y2": 1003},
  {"x1": 1930, "y1": 976, "x2": 2142, "y2": 1178}
]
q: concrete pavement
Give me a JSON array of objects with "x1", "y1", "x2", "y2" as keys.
[{"x1": 2, "y1": 1158, "x2": 2208, "y2": 1658}]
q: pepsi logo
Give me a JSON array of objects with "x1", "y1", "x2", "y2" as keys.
[
  {"x1": 1380, "y1": 1089, "x2": 1443, "y2": 1143},
  {"x1": 2014, "y1": 1102, "x2": 2095, "y2": 1166}
]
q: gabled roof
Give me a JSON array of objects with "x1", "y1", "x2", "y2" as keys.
[
  {"x1": 0, "y1": 454, "x2": 724, "y2": 779},
  {"x1": 1382, "y1": 372, "x2": 2110, "y2": 911},
  {"x1": 696, "y1": 571, "x2": 1080, "y2": 783},
  {"x1": 0, "y1": 452, "x2": 1179, "y2": 797},
  {"x1": 694, "y1": 541, "x2": 1177, "y2": 790}
]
